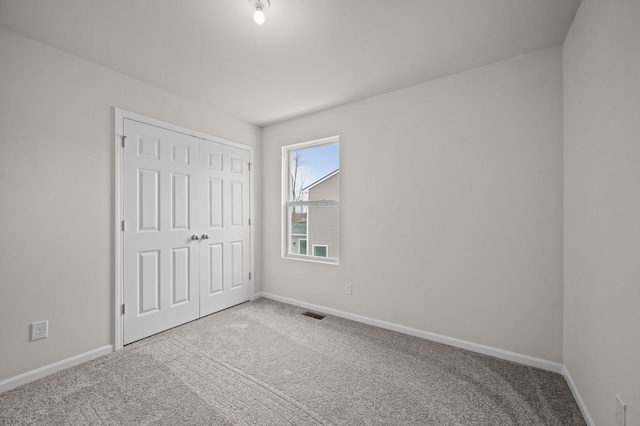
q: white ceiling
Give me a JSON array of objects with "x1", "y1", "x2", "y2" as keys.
[{"x1": 0, "y1": 0, "x2": 581, "y2": 126}]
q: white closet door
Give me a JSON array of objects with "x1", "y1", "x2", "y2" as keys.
[
  {"x1": 199, "y1": 139, "x2": 251, "y2": 316},
  {"x1": 122, "y1": 119, "x2": 200, "y2": 345}
]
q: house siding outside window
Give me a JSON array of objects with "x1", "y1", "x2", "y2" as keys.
[{"x1": 304, "y1": 171, "x2": 339, "y2": 259}]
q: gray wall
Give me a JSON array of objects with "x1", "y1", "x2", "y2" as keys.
[
  {"x1": 563, "y1": 0, "x2": 640, "y2": 424},
  {"x1": 262, "y1": 46, "x2": 564, "y2": 362},
  {"x1": 0, "y1": 28, "x2": 261, "y2": 381}
]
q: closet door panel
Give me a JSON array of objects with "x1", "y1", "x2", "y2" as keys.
[
  {"x1": 122, "y1": 119, "x2": 200, "y2": 345},
  {"x1": 199, "y1": 140, "x2": 251, "y2": 316}
]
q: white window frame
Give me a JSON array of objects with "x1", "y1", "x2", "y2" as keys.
[
  {"x1": 312, "y1": 244, "x2": 329, "y2": 258},
  {"x1": 282, "y1": 135, "x2": 339, "y2": 265}
]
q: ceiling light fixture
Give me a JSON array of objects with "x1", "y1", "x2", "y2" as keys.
[{"x1": 251, "y1": 0, "x2": 270, "y2": 25}]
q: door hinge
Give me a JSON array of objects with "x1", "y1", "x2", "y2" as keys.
[
  {"x1": 248, "y1": 162, "x2": 252, "y2": 171},
  {"x1": 249, "y1": 272, "x2": 252, "y2": 280},
  {"x1": 120, "y1": 135, "x2": 127, "y2": 147},
  {"x1": 121, "y1": 220, "x2": 125, "y2": 231},
  {"x1": 248, "y1": 218, "x2": 251, "y2": 226},
  {"x1": 121, "y1": 304, "x2": 126, "y2": 315}
]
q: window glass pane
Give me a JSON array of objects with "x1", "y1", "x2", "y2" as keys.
[
  {"x1": 288, "y1": 204, "x2": 339, "y2": 259},
  {"x1": 290, "y1": 144, "x2": 339, "y2": 204}
]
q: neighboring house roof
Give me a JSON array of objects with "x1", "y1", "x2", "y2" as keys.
[
  {"x1": 302, "y1": 169, "x2": 339, "y2": 192},
  {"x1": 291, "y1": 222, "x2": 307, "y2": 236}
]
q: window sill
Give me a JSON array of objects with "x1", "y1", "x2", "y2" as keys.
[{"x1": 282, "y1": 254, "x2": 339, "y2": 266}]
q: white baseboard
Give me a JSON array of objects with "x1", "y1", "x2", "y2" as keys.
[
  {"x1": 255, "y1": 292, "x2": 564, "y2": 374},
  {"x1": 0, "y1": 345, "x2": 113, "y2": 393},
  {"x1": 563, "y1": 366, "x2": 595, "y2": 426},
  {"x1": 260, "y1": 291, "x2": 590, "y2": 423}
]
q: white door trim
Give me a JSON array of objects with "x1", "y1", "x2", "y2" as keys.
[{"x1": 114, "y1": 108, "x2": 255, "y2": 350}]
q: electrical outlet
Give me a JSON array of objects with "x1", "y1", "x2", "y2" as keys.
[
  {"x1": 345, "y1": 282, "x2": 352, "y2": 295},
  {"x1": 616, "y1": 394, "x2": 626, "y2": 426},
  {"x1": 31, "y1": 320, "x2": 48, "y2": 341}
]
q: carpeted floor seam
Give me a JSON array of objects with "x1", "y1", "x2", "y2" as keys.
[
  {"x1": 231, "y1": 305, "x2": 550, "y2": 423},
  {"x1": 147, "y1": 334, "x2": 334, "y2": 426}
]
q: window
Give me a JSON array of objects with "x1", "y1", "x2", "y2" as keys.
[
  {"x1": 283, "y1": 136, "x2": 339, "y2": 264},
  {"x1": 313, "y1": 245, "x2": 328, "y2": 257}
]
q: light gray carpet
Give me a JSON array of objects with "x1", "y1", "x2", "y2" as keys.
[{"x1": 0, "y1": 298, "x2": 586, "y2": 425}]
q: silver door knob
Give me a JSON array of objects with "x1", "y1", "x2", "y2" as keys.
[
  {"x1": 202, "y1": 233, "x2": 210, "y2": 240},
  {"x1": 191, "y1": 234, "x2": 200, "y2": 240}
]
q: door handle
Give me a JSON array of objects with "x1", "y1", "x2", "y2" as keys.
[
  {"x1": 201, "y1": 233, "x2": 210, "y2": 240},
  {"x1": 191, "y1": 234, "x2": 200, "y2": 241}
]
